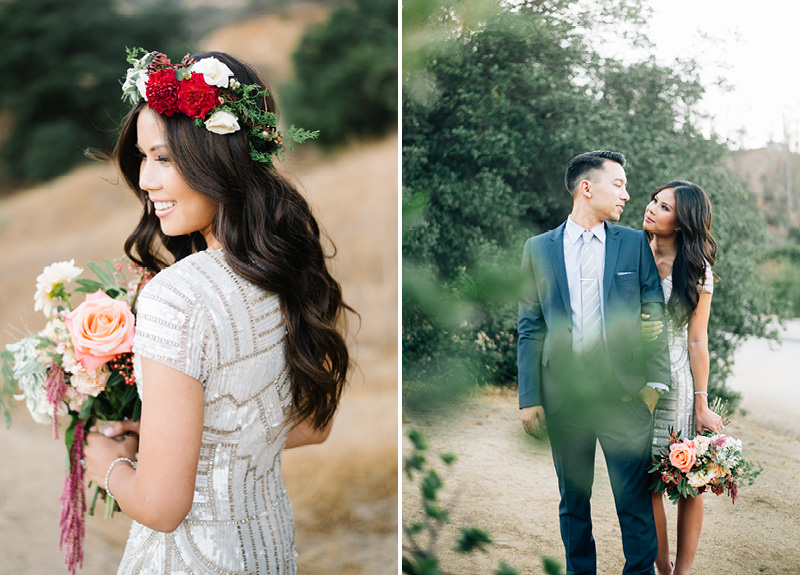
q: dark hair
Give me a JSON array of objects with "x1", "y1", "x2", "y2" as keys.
[
  {"x1": 115, "y1": 51, "x2": 351, "y2": 430},
  {"x1": 564, "y1": 150, "x2": 626, "y2": 195},
  {"x1": 648, "y1": 180, "x2": 716, "y2": 326}
]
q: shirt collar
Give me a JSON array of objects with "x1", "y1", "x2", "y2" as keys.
[{"x1": 566, "y1": 216, "x2": 606, "y2": 245}]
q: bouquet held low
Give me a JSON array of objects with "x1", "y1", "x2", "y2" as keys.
[
  {"x1": 650, "y1": 399, "x2": 761, "y2": 504},
  {"x1": 1, "y1": 257, "x2": 152, "y2": 575}
]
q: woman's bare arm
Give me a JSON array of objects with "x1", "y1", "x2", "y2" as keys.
[
  {"x1": 85, "y1": 358, "x2": 204, "y2": 532},
  {"x1": 687, "y1": 291, "x2": 723, "y2": 434}
]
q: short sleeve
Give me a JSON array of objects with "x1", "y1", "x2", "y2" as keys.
[
  {"x1": 698, "y1": 262, "x2": 714, "y2": 294},
  {"x1": 133, "y1": 270, "x2": 210, "y2": 387}
]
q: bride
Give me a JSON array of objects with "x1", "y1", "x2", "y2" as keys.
[
  {"x1": 643, "y1": 180, "x2": 724, "y2": 575},
  {"x1": 82, "y1": 49, "x2": 352, "y2": 574}
]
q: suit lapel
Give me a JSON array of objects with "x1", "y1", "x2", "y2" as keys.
[
  {"x1": 549, "y1": 222, "x2": 572, "y2": 316},
  {"x1": 603, "y1": 222, "x2": 621, "y2": 302}
]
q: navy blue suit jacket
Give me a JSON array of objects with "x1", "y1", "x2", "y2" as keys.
[{"x1": 517, "y1": 221, "x2": 671, "y2": 412}]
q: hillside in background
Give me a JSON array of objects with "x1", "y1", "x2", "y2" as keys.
[
  {"x1": 201, "y1": 2, "x2": 328, "y2": 85},
  {"x1": 727, "y1": 147, "x2": 800, "y2": 243}
]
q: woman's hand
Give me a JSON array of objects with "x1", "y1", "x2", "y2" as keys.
[
  {"x1": 641, "y1": 313, "x2": 663, "y2": 342},
  {"x1": 695, "y1": 401, "x2": 724, "y2": 435},
  {"x1": 83, "y1": 430, "x2": 139, "y2": 488},
  {"x1": 99, "y1": 419, "x2": 141, "y2": 439}
]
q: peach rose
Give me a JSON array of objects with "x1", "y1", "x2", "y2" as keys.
[
  {"x1": 65, "y1": 290, "x2": 135, "y2": 371},
  {"x1": 669, "y1": 440, "x2": 697, "y2": 473}
]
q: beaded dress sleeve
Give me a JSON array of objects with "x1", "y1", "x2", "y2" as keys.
[{"x1": 132, "y1": 263, "x2": 211, "y2": 392}]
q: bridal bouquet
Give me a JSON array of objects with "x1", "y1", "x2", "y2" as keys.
[
  {"x1": 1, "y1": 257, "x2": 152, "y2": 575},
  {"x1": 650, "y1": 399, "x2": 761, "y2": 504}
]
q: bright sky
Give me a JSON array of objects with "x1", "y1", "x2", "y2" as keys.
[{"x1": 638, "y1": 1, "x2": 800, "y2": 150}]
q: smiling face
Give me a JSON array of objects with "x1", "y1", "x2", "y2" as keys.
[
  {"x1": 581, "y1": 159, "x2": 629, "y2": 223},
  {"x1": 136, "y1": 107, "x2": 219, "y2": 245},
  {"x1": 643, "y1": 187, "x2": 679, "y2": 237}
]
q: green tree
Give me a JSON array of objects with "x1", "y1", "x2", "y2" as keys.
[
  {"x1": 402, "y1": 1, "x2": 782, "y2": 409},
  {"x1": 282, "y1": 0, "x2": 398, "y2": 147},
  {"x1": 761, "y1": 244, "x2": 800, "y2": 318},
  {"x1": 0, "y1": 0, "x2": 191, "y2": 186}
]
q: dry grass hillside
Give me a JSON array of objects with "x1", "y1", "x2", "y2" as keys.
[
  {"x1": 0, "y1": 9, "x2": 398, "y2": 575},
  {"x1": 727, "y1": 147, "x2": 800, "y2": 240}
]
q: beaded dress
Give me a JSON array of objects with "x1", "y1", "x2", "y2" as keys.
[
  {"x1": 118, "y1": 249, "x2": 297, "y2": 575},
  {"x1": 651, "y1": 264, "x2": 713, "y2": 454}
]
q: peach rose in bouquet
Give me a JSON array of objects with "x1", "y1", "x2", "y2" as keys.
[
  {"x1": 65, "y1": 290, "x2": 135, "y2": 372},
  {"x1": 668, "y1": 439, "x2": 697, "y2": 473}
]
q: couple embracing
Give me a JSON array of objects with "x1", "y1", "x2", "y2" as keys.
[{"x1": 517, "y1": 151, "x2": 723, "y2": 575}]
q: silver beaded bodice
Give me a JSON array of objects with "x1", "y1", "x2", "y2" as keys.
[
  {"x1": 119, "y1": 250, "x2": 296, "y2": 575},
  {"x1": 652, "y1": 263, "x2": 713, "y2": 451}
]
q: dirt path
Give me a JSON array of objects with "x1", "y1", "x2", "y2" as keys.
[{"x1": 402, "y1": 320, "x2": 800, "y2": 575}]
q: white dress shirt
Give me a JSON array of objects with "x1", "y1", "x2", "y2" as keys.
[
  {"x1": 563, "y1": 215, "x2": 606, "y2": 351},
  {"x1": 563, "y1": 216, "x2": 666, "y2": 393}
]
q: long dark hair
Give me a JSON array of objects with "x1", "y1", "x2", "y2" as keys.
[
  {"x1": 648, "y1": 180, "x2": 716, "y2": 326},
  {"x1": 115, "y1": 51, "x2": 351, "y2": 430}
]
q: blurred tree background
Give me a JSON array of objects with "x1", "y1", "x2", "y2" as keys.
[
  {"x1": 0, "y1": 0, "x2": 191, "y2": 186},
  {"x1": 0, "y1": 0, "x2": 398, "y2": 191},
  {"x1": 402, "y1": 0, "x2": 792, "y2": 411},
  {"x1": 281, "y1": 0, "x2": 398, "y2": 147}
]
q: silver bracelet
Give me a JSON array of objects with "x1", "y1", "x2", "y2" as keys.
[
  {"x1": 694, "y1": 391, "x2": 708, "y2": 396},
  {"x1": 105, "y1": 457, "x2": 136, "y2": 498}
]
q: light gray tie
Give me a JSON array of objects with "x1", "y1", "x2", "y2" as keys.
[{"x1": 579, "y1": 230, "x2": 602, "y2": 355}]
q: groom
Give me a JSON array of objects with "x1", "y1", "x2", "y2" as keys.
[{"x1": 517, "y1": 151, "x2": 670, "y2": 575}]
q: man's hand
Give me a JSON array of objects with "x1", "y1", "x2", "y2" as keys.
[
  {"x1": 638, "y1": 386, "x2": 660, "y2": 414},
  {"x1": 641, "y1": 313, "x2": 663, "y2": 343},
  {"x1": 521, "y1": 405, "x2": 546, "y2": 439}
]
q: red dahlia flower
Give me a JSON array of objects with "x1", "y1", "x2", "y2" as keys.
[
  {"x1": 177, "y1": 73, "x2": 219, "y2": 119},
  {"x1": 146, "y1": 69, "x2": 180, "y2": 116}
]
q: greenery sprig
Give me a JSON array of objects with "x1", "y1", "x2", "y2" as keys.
[{"x1": 403, "y1": 429, "x2": 520, "y2": 575}]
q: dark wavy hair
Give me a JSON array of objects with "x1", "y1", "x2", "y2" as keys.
[
  {"x1": 647, "y1": 180, "x2": 716, "y2": 326},
  {"x1": 114, "y1": 51, "x2": 351, "y2": 430}
]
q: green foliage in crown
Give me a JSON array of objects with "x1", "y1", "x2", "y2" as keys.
[{"x1": 123, "y1": 47, "x2": 318, "y2": 168}]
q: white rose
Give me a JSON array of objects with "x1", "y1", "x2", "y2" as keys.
[
  {"x1": 191, "y1": 57, "x2": 234, "y2": 88},
  {"x1": 204, "y1": 110, "x2": 240, "y2": 134}
]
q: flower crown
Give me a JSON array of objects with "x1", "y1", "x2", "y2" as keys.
[{"x1": 121, "y1": 47, "x2": 318, "y2": 167}]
